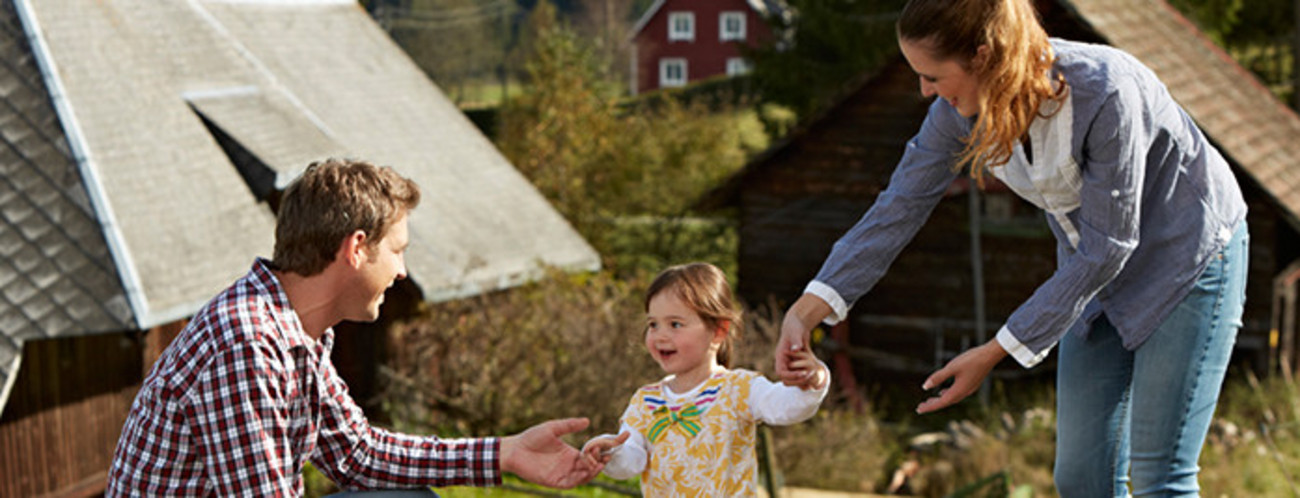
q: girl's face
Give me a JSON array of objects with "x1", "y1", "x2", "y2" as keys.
[
  {"x1": 645, "y1": 290, "x2": 724, "y2": 387},
  {"x1": 900, "y1": 37, "x2": 984, "y2": 117}
]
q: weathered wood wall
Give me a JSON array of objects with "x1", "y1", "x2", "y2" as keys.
[{"x1": 0, "y1": 331, "x2": 142, "y2": 497}]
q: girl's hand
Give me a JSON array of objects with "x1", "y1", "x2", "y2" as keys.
[
  {"x1": 776, "y1": 295, "x2": 832, "y2": 385},
  {"x1": 580, "y1": 432, "x2": 630, "y2": 467},
  {"x1": 785, "y1": 349, "x2": 830, "y2": 391}
]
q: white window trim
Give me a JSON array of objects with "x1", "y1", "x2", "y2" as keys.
[
  {"x1": 668, "y1": 12, "x2": 694, "y2": 42},
  {"x1": 726, "y1": 57, "x2": 751, "y2": 76},
  {"x1": 720, "y1": 11, "x2": 745, "y2": 41},
  {"x1": 660, "y1": 58, "x2": 687, "y2": 88}
]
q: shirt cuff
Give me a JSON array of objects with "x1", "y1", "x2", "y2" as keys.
[
  {"x1": 803, "y1": 281, "x2": 849, "y2": 325},
  {"x1": 995, "y1": 326, "x2": 1052, "y2": 368}
]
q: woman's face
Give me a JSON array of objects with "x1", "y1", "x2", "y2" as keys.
[{"x1": 900, "y1": 37, "x2": 983, "y2": 117}]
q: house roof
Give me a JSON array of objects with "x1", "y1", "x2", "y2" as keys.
[
  {"x1": 0, "y1": 0, "x2": 598, "y2": 412},
  {"x1": 710, "y1": 0, "x2": 1300, "y2": 232},
  {"x1": 631, "y1": 0, "x2": 789, "y2": 38}
]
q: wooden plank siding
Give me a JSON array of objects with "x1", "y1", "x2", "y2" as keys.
[
  {"x1": 0, "y1": 332, "x2": 142, "y2": 497},
  {"x1": 0, "y1": 304, "x2": 399, "y2": 496}
]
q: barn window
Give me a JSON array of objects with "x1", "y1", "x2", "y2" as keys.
[
  {"x1": 720, "y1": 12, "x2": 745, "y2": 41},
  {"x1": 726, "y1": 58, "x2": 751, "y2": 76},
  {"x1": 668, "y1": 12, "x2": 694, "y2": 42},
  {"x1": 660, "y1": 58, "x2": 688, "y2": 87}
]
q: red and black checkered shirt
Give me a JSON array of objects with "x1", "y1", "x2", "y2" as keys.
[{"x1": 107, "y1": 259, "x2": 499, "y2": 496}]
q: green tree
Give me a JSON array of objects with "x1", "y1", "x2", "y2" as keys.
[
  {"x1": 497, "y1": 1, "x2": 755, "y2": 275},
  {"x1": 747, "y1": 0, "x2": 908, "y2": 121},
  {"x1": 497, "y1": 1, "x2": 620, "y2": 227},
  {"x1": 383, "y1": 0, "x2": 513, "y2": 104}
]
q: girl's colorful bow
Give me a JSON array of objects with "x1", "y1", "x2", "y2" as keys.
[{"x1": 647, "y1": 403, "x2": 704, "y2": 442}]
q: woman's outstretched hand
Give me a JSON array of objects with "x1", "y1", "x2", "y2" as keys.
[
  {"x1": 776, "y1": 294, "x2": 833, "y2": 387},
  {"x1": 916, "y1": 340, "x2": 1008, "y2": 414}
]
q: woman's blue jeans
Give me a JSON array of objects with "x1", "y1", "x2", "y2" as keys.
[{"x1": 1054, "y1": 224, "x2": 1248, "y2": 497}]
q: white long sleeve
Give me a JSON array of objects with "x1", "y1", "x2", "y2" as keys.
[
  {"x1": 749, "y1": 361, "x2": 830, "y2": 425},
  {"x1": 591, "y1": 426, "x2": 647, "y2": 480}
]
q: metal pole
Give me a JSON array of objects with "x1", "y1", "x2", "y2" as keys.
[{"x1": 969, "y1": 184, "x2": 989, "y2": 407}]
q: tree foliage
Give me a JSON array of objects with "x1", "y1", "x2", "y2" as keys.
[
  {"x1": 1168, "y1": 0, "x2": 1294, "y2": 48},
  {"x1": 747, "y1": 0, "x2": 908, "y2": 120},
  {"x1": 380, "y1": 0, "x2": 513, "y2": 103},
  {"x1": 496, "y1": 1, "x2": 758, "y2": 275}
]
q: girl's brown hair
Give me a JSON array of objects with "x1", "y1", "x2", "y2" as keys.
[
  {"x1": 645, "y1": 263, "x2": 743, "y2": 368},
  {"x1": 273, "y1": 158, "x2": 420, "y2": 276},
  {"x1": 897, "y1": 0, "x2": 1065, "y2": 184}
]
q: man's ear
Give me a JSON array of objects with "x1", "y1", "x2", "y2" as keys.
[{"x1": 337, "y1": 230, "x2": 369, "y2": 268}]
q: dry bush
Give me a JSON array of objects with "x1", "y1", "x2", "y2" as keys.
[
  {"x1": 380, "y1": 269, "x2": 656, "y2": 437},
  {"x1": 380, "y1": 270, "x2": 794, "y2": 436},
  {"x1": 1199, "y1": 370, "x2": 1300, "y2": 495},
  {"x1": 769, "y1": 408, "x2": 895, "y2": 493}
]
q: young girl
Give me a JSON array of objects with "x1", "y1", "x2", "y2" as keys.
[{"x1": 583, "y1": 262, "x2": 829, "y2": 497}]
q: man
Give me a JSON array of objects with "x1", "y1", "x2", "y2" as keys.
[{"x1": 108, "y1": 159, "x2": 619, "y2": 496}]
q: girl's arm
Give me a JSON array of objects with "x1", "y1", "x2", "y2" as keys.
[
  {"x1": 581, "y1": 424, "x2": 647, "y2": 480},
  {"x1": 750, "y1": 359, "x2": 831, "y2": 425}
]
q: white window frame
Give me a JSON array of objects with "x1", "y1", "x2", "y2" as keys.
[
  {"x1": 726, "y1": 57, "x2": 752, "y2": 76},
  {"x1": 660, "y1": 58, "x2": 688, "y2": 88},
  {"x1": 668, "y1": 12, "x2": 695, "y2": 42},
  {"x1": 720, "y1": 12, "x2": 746, "y2": 41}
]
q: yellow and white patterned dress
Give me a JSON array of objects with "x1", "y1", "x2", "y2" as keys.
[{"x1": 606, "y1": 368, "x2": 826, "y2": 497}]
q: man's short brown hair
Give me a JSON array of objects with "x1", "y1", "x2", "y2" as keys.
[{"x1": 272, "y1": 158, "x2": 420, "y2": 276}]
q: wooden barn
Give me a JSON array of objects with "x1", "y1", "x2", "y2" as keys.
[
  {"x1": 0, "y1": 0, "x2": 597, "y2": 495},
  {"x1": 706, "y1": 0, "x2": 1300, "y2": 382},
  {"x1": 629, "y1": 0, "x2": 787, "y2": 95}
]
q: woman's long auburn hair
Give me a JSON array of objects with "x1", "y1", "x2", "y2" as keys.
[{"x1": 897, "y1": 0, "x2": 1065, "y2": 184}]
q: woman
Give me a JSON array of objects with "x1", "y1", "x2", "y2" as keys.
[{"x1": 773, "y1": 0, "x2": 1248, "y2": 494}]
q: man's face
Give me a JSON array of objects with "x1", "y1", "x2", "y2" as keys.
[{"x1": 348, "y1": 213, "x2": 410, "y2": 322}]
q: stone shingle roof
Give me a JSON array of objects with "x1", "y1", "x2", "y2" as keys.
[
  {"x1": 0, "y1": 0, "x2": 598, "y2": 413},
  {"x1": 0, "y1": 0, "x2": 131, "y2": 408}
]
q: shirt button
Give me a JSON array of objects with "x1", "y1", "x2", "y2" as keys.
[{"x1": 1111, "y1": 189, "x2": 1120, "y2": 198}]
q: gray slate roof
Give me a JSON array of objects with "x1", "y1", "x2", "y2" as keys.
[{"x1": 0, "y1": 0, "x2": 598, "y2": 412}]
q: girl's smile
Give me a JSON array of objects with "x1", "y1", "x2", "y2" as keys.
[{"x1": 645, "y1": 290, "x2": 724, "y2": 392}]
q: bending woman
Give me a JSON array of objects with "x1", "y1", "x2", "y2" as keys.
[{"x1": 773, "y1": 0, "x2": 1248, "y2": 495}]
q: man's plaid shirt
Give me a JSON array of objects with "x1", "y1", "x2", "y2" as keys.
[{"x1": 107, "y1": 259, "x2": 499, "y2": 496}]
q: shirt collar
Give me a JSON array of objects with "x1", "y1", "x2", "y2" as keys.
[{"x1": 250, "y1": 258, "x2": 324, "y2": 352}]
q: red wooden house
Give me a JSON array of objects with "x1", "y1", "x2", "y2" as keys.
[{"x1": 629, "y1": 0, "x2": 787, "y2": 95}]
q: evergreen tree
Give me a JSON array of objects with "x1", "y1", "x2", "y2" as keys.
[{"x1": 747, "y1": 0, "x2": 908, "y2": 121}]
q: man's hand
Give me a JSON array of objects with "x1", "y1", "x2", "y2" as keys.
[
  {"x1": 500, "y1": 418, "x2": 602, "y2": 489},
  {"x1": 916, "y1": 340, "x2": 1007, "y2": 414},
  {"x1": 776, "y1": 294, "x2": 832, "y2": 386}
]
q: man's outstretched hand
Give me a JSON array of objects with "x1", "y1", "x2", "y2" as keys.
[{"x1": 500, "y1": 418, "x2": 602, "y2": 489}]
